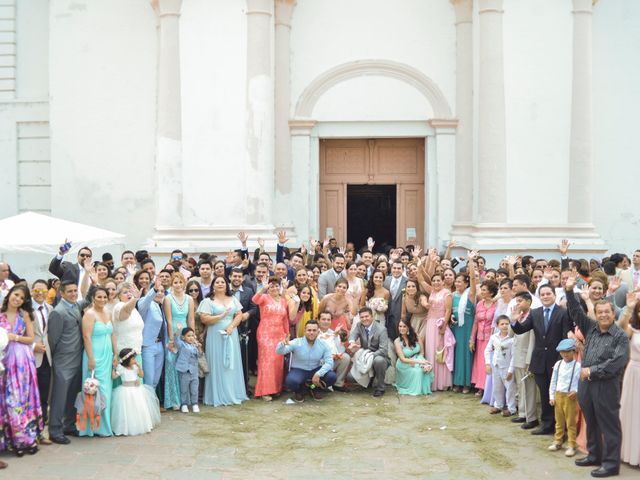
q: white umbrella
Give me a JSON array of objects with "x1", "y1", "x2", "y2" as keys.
[{"x1": 0, "y1": 211, "x2": 126, "y2": 254}]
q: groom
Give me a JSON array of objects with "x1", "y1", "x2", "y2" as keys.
[{"x1": 47, "y1": 280, "x2": 85, "y2": 444}]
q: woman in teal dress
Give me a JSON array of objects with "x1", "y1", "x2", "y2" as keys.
[
  {"x1": 451, "y1": 254, "x2": 477, "y2": 393},
  {"x1": 79, "y1": 287, "x2": 116, "y2": 436},
  {"x1": 394, "y1": 319, "x2": 434, "y2": 395},
  {"x1": 164, "y1": 273, "x2": 195, "y2": 410},
  {"x1": 197, "y1": 276, "x2": 248, "y2": 406}
]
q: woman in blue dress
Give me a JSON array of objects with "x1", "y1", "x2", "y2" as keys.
[
  {"x1": 197, "y1": 276, "x2": 248, "y2": 406},
  {"x1": 451, "y1": 254, "x2": 477, "y2": 393},
  {"x1": 79, "y1": 286, "x2": 116, "y2": 436},
  {"x1": 164, "y1": 272, "x2": 195, "y2": 410},
  {"x1": 394, "y1": 319, "x2": 434, "y2": 395}
]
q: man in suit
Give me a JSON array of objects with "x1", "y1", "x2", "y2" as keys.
[
  {"x1": 49, "y1": 244, "x2": 93, "y2": 299},
  {"x1": 229, "y1": 268, "x2": 257, "y2": 391},
  {"x1": 511, "y1": 284, "x2": 572, "y2": 435},
  {"x1": 509, "y1": 291, "x2": 538, "y2": 430},
  {"x1": 383, "y1": 260, "x2": 407, "y2": 342},
  {"x1": 317, "y1": 253, "x2": 346, "y2": 299},
  {"x1": 31, "y1": 279, "x2": 53, "y2": 427},
  {"x1": 137, "y1": 279, "x2": 167, "y2": 389},
  {"x1": 47, "y1": 280, "x2": 85, "y2": 444},
  {"x1": 347, "y1": 307, "x2": 390, "y2": 397}
]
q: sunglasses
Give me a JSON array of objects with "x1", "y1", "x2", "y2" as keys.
[
  {"x1": 32, "y1": 289, "x2": 48, "y2": 293},
  {"x1": 188, "y1": 289, "x2": 200, "y2": 293}
]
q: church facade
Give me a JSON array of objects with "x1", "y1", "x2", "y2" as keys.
[{"x1": 1, "y1": 0, "x2": 639, "y2": 259}]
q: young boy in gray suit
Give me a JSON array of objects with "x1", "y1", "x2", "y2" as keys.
[{"x1": 175, "y1": 327, "x2": 201, "y2": 413}]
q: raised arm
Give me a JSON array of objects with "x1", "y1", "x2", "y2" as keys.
[
  {"x1": 468, "y1": 251, "x2": 478, "y2": 303},
  {"x1": 564, "y1": 273, "x2": 596, "y2": 337},
  {"x1": 617, "y1": 291, "x2": 636, "y2": 337}
]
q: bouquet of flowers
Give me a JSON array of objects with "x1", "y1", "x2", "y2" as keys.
[
  {"x1": 368, "y1": 297, "x2": 388, "y2": 313},
  {"x1": 422, "y1": 361, "x2": 433, "y2": 373}
]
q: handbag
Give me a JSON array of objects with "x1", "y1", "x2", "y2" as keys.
[
  {"x1": 197, "y1": 351, "x2": 209, "y2": 377},
  {"x1": 435, "y1": 346, "x2": 446, "y2": 364}
]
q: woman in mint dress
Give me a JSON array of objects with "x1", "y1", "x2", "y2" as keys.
[
  {"x1": 451, "y1": 257, "x2": 477, "y2": 393},
  {"x1": 394, "y1": 319, "x2": 434, "y2": 395},
  {"x1": 197, "y1": 276, "x2": 248, "y2": 406},
  {"x1": 164, "y1": 273, "x2": 195, "y2": 410},
  {"x1": 79, "y1": 287, "x2": 116, "y2": 436}
]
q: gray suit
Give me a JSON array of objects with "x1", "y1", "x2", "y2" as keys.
[
  {"x1": 47, "y1": 300, "x2": 84, "y2": 437},
  {"x1": 317, "y1": 269, "x2": 346, "y2": 299},
  {"x1": 383, "y1": 275, "x2": 407, "y2": 341},
  {"x1": 349, "y1": 321, "x2": 390, "y2": 392}
]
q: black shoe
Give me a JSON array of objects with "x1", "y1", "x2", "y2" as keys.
[
  {"x1": 575, "y1": 457, "x2": 601, "y2": 467},
  {"x1": 26, "y1": 445, "x2": 38, "y2": 455},
  {"x1": 63, "y1": 430, "x2": 79, "y2": 437},
  {"x1": 309, "y1": 388, "x2": 325, "y2": 401},
  {"x1": 511, "y1": 416, "x2": 526, "y2": 423},
  {"x1": 590, "y1": 467, "x2": 619, "y2": 478},
  {"x1": 531, "y1": 427, "x2": 554, "y2": 435},
  {"x1": 373, "y1": 389, "x2": 384, "y2": 397},
  {"x1": 15, "y1": 449, "x2": 24, "y2": 458},
  {"x1": 521, "y1": 420, "x2": 540, "y2": 430},
  {"x1": 332, "y1": 385, "x2": 347, "y2": 392},
  {"x1": 293, "y1": 391, "x2": 305, "y2": 403},
  {"x1": 50, "y1": 435, "x2": 70, "y2": 445}
]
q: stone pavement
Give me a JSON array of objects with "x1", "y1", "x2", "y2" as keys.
[{"x1": 3, "y1": 390, "x2": 638, "y2": 479}]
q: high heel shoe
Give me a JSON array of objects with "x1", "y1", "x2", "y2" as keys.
[
  {"x1": 27, "y1": 445, "x2": 39, "y2": 455},
  {"x1": 15, "y1": 449, "x2": 25, "y2": 457}
]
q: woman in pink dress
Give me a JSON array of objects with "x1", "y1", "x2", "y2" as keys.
[
  {"x1": 619, "y1": 292, "x2": 640, "y2": 467},
  {"x1": 422, "y1": 273, "x2": 453, "y2": 391},
  {"x1": 252, "y1": 277, "x2": 289, "y2": 401},
  {"x1": 469, "y1": 280, "x2": 498, "y2": 395}
]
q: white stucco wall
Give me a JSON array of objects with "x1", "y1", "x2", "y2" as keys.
[
  {"x1": 180, "y1": 0, "x2": 248, "y2": 226},
  {"x1": 48, "y1": 0, "x2": 157, "y2": 245},
  {"x1": 592, "y1": 1, "x2": 640, "y2": 253}
]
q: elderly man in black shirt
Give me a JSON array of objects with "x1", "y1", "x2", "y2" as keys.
[{"x1": 565, "y1": 272, "x2": 629, "y2": 478}]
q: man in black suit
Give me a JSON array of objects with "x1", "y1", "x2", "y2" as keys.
[
  {"x1": 511, "y1": 284, "x2": 572, "y2": 435},
  {"x1": 229, "y1": 268, "x2": 258, "y2": 391},
  {"x1": 49, "y1": 244, "x2": 92, "y2": 287}
]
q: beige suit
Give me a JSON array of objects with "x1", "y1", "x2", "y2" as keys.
[
  {"x1": 510, "y1": 314, "x2": 538, "y2": 422},
  {"x1": 32, "y1": 302, "x2": 53, "y2": 368}
]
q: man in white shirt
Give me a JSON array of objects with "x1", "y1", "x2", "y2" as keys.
[
  {"x1": 31, "y1": 279, "x2": 53, "y2": 428},
  {"x1": 317, "y1": 312, "x2": 350, "y2": 391},
  {"x1": 0, "y1": 262, "x2": 14, "y2": 304}
]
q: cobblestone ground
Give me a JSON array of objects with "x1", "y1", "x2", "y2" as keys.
[{"x1": 3, "y1": 390, "x2": 638, "y2": 479}]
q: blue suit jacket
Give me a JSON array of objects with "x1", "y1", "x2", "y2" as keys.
[{"x1": 175, "y1": 337, "x2": 199, "y2": 374}]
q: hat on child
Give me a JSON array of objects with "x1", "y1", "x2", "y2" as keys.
[{"x1": 556, "y1": 338, "x2": 576, "y2": 352}]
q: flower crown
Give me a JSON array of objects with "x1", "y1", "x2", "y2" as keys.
[{"x1": 119, "y1": 350, "x2": 136, "y2": 364}]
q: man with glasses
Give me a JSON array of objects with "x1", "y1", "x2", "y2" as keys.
[
  {"x1": 31, "y1": 279, "x2": 54, "y2": 432},
  {"x1": 48, "y1": 243, "x2": 93, "y2": 300}
]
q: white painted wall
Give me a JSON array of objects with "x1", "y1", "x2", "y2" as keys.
[
  {"x1": 180, "y1": 0, "x2": 249, "y2": 226},
  {"x1": 48, "y1": 0, "x2": 157, "y2": 246},
  {"x1": 502, "y1": 0, "x2": 572, "y2": 224},
  {"x1": 592, "y1": 1, "x2": 640, "y2": 253}
]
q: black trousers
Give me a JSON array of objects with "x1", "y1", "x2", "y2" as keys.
[
  {"x1": 37, "y1": 356, "x2": 52, "y2": 423},
  {"x1": 578, "y1": 378, "x2": 622, "y2": 470},
  {"x1": 534, "y1": 370, "x2": 555, "y2": 429}
]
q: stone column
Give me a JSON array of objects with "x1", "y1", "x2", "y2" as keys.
[
  {"x1": 568, "y1": 0, "x2": 596, "y2": 224},
  {"x1": 274, "y1": 0, "x2": 296, "y2": 227},
  {"x1": 245, "y1": 0, "x2": 274, "y2": 225},
  {"x1": 476, "y1": 0, "x2": 507, "y2": 223},
  {"x1": 150, "y1": 0, "x2": 183, "y2": 228},
  {"x1": 450, "y1": 0, "x2": 473, "y2": 225}
]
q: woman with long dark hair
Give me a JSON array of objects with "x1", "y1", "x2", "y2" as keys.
[
  {"x1": 0, "y1": 284, "x2": 44, "y2": 456},
  {"x1": 394, "y1": 318, "x2": 433, "y2": 395}
]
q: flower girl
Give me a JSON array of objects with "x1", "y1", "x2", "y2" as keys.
[{"x1": 111, "y1": 348, "x2": 161, "y2": 435}]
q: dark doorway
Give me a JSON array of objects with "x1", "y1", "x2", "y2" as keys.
[{"x1": 347, "y1": 184, "x2": 396, "y2": 253}]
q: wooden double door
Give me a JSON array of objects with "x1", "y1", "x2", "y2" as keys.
[{"x1": 319, "y1": 138, "x2": 425, "y2": 252}]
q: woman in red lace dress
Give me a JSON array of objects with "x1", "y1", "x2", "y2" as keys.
[{"x1": 252, "y1": 277, "x2": 289, "y2": 401}]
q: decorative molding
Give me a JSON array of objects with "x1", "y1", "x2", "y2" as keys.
[
  {"x1": 246, "y1": 0, "x2": 272, "y2": 16},
  {"x1": 293, "y1": 59, "x2": 454, "y2": 120},
  {"x1": 428, "y1": 118, "x2": 459, "y2": 134},
  {"x1": 150, "y1": 0, "x2": 182, "y2": 16},
  {"x1": 449, "y1": 223, "x2": 607, "y2": 253},
  {"x1": 289, "y1": 119, "x2": 316, "y2": 136},
  {"x1": 275, "y1": 0, "x2": 297, "y2": 27}
]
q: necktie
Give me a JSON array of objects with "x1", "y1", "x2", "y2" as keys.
[
  {"x1": 365, "y1": 327, "x2": 370, "y2": 340},
  {"x1": 391, "y1": 278, "x2": 398, "y2": 297},
  {"x1": 39, "y1": 305, "x2": 46, "y2": 330},
  {"x1": 543, "y1": 308, "x2": 550, "y2": 331}
]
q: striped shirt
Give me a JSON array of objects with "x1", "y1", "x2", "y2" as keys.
[{"x1": 566, "y1": 292, "x2": 629, "y2": 380}]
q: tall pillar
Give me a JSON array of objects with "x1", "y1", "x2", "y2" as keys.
[
  {"x1": 476, "y1": 0, "x2": 507, "y2": 223},
  {"x1": 150, "y1": 0, "x2": 183, "y2": 228},
  {"x1": 450, "y1": 0, "x2": 473, "y2": 225},
  {"x1": 568, "y1": 0, "x2": 596, "y2": 224},
  {"x1": 245, "y1": 0, "x2": 274, "y2": 225},
  {"x1": 274, "y1": 0, "x2": 296, "y2": 227}
]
